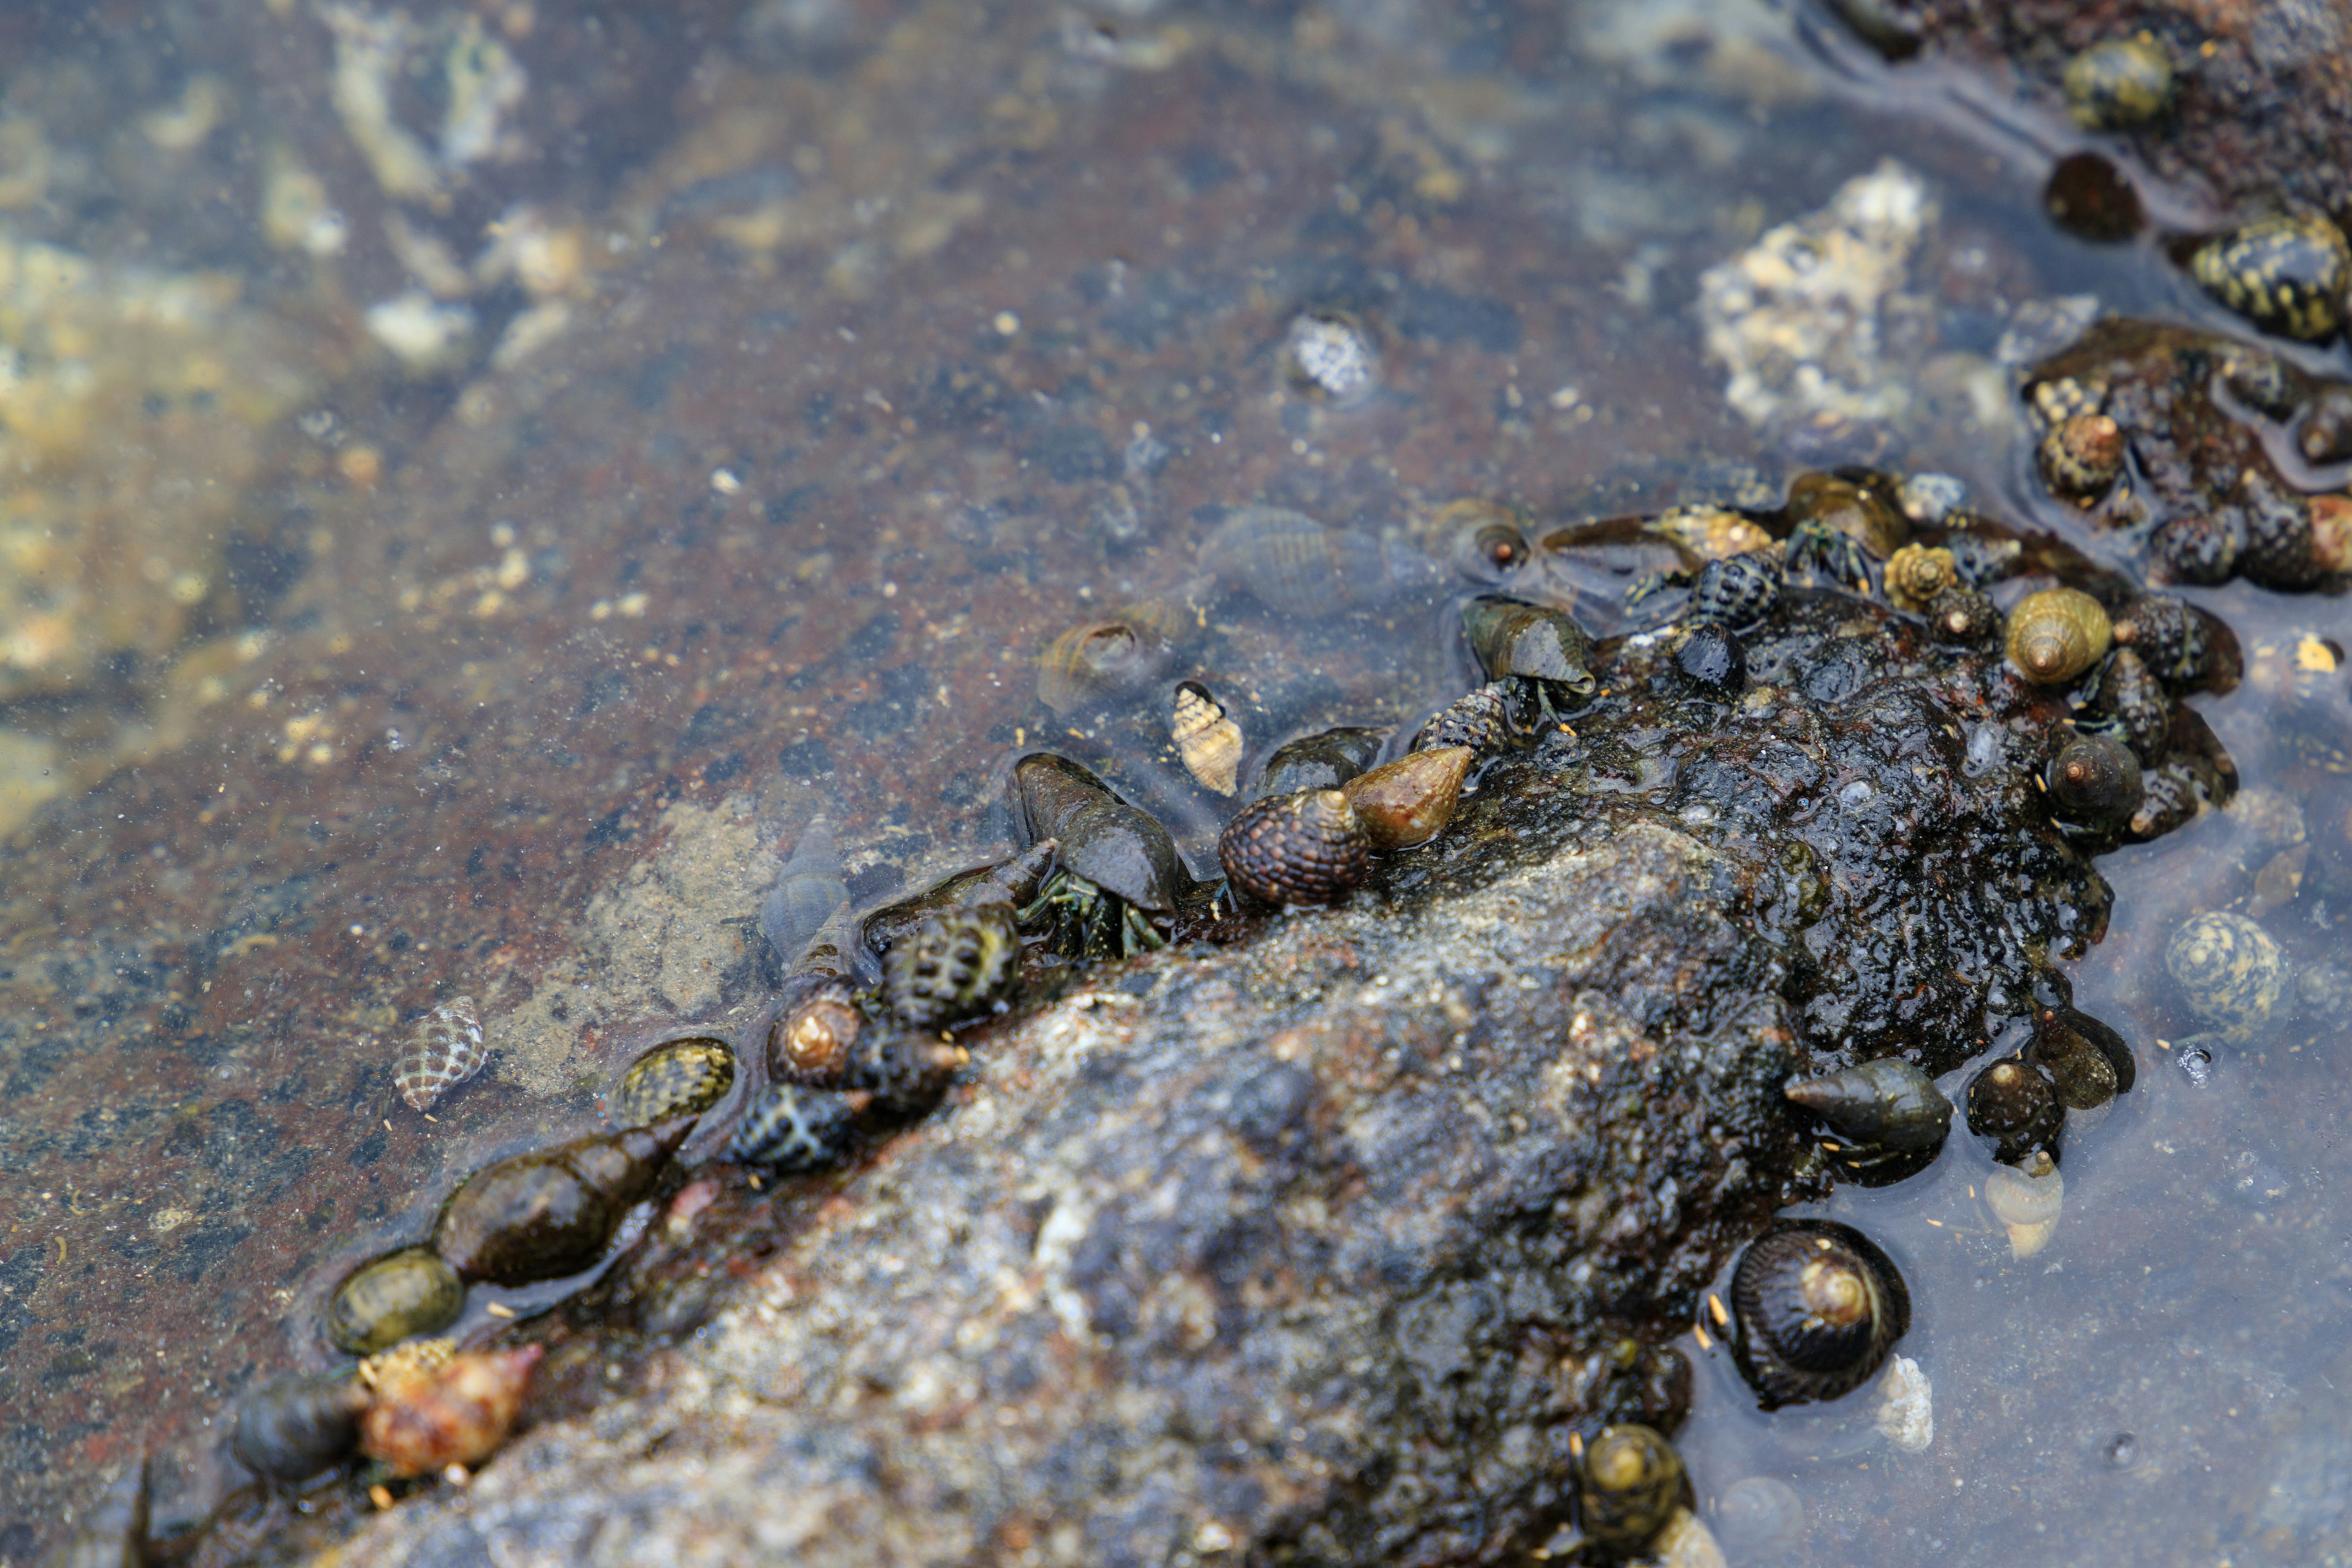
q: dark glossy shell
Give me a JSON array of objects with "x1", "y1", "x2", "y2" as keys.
[
  {"x1": 1414, "y1": 681, "x2": 1517, "y2": 755},
  {"x1": 2192, "y1": 213, "x2": 2351, "y2": 342},
  {"x1": 1340, "y1": 747, "x2": 1469, "y2": 851},
  {"x1": 1924, "y1": 584, "x2": 2000, "y2": 644},
  {"x1": 1687, "y1": 550, "x2": 1781, "y2": 627},
  {"x1": 2043, "y1": 150, "x2": 2143, "y2": 243},
  {"x1": 1783, "y1": 1059, "x2": 1951, "y2": 1155},
  {"x1": 2237, "y1": 480, "x2": 2317, "y2": 588},
  {"x1": 1255, "y1": 726, "x2": 1385, "y2": 799},
  {"x1": 1784, "y1": 472, "x2": 1907, "y2": 559},
  {"x1": 2129, "y1": 759, "x2": 2215, "y2": 840},
  {"x1": 2165, "y1": 911, "x2": 2286, "y2": 1040},
  {"x1": 433, "y1": 1119, "x2": 691, "y2": 1286},
  {"x1": 232, "y1": 1373, "x2": 368, "y2": 1484},
  {"x1": 1009, "y1": 753, "x2": 1189, "y2": 914},
  {"x1": 612, "y1": 1036, "x2": 736, "y2": 1128},
  {"x1": 1463, "y1": 595, "x2": 1597, "y2": 690},
  {"x1": 2095, "y1": 648, "x2": 2170, "y2": 764},
  {"x1": 1674, "y1": 621, "x2": 1744, "y2": 692},
  {"x1": 2148, "y1": 510, "x2": 2238, "y2": 586},
  {"x1": 726, "y1": 1082, "x2": 859, "y2": 1170},
  {"x1": 2045, "y1": 733, "x2": 2143, "y2": 823},
  {"x1": 2299, "y1": 386, "x2": 2352, "y2": 464},
  {"x1": 1219, "y1": 789, "x2": 1371, "y2": 907},
  {"x1": 767, "y1": 982, "x2": 866, "y2": 1085},
  {"x1": 1964, "y1": 1057, "x2": 2064, "y2": 1161},
  {"x1": 2005, "y1": 588, "x2": 2111, "y2": 685},
  {"x1": 2111, "y1": 594, "x2": 2234, "y2": 693},
  {"x1": 56, "y1": 1457, "x2": 148, "y2": 1568},
  {"x1": 1728, "y1": 1219, "x2": 1909, "y2": 1409},
  {"x1": 325, "y1": 1246, "x2": 465, "y2": 1355},
  {"x1": 2028, "y1": 1010, "x2": 2124, "y2": 1110},
  {"x1": 2037, "y1": 413, "x2": 2126, "y2": 500},
  {"x1": 2063, "y1": 36, "x2": 2174, "y2": 128},
  {"x1": 860, "y1": 842, "x2": 1058, "y2": 963},
  {"x1": 1578, "y1": 1423, "x2": 1686, "y2": 1551},
  {"x1": 852, "y1": 1032, "x2": 968, "y2": 1116},
  {"x1": 886, "y1": 902, "x2": 1020, "y2": 1030}
]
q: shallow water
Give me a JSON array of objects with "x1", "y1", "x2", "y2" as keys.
[{"x1": 0, "y1": 1, "x2": 2345, "y2": 1561}]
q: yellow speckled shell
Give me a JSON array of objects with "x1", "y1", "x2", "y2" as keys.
[{"x1": 612, "y1": 1036, "x2": 735, "y2": 1128}]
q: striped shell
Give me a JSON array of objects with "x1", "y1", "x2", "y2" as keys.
[
  {"x1": 1580, "y1": 1424, "x2": 1686, "y2": 1551},
  {"x1": 395, "y1": 995, "x2": 486, "y2": 1112},
  {"x1": 1171, "y1": 680, "x2": 1243, "y2": 795},
  {"x1": 727, "y1": 1082, "x2": 859, "y2": 1170},
  {"x1": 612, "y1": 1036, "x2": 736, "y2": 1128},
  {"x1": 884, "y1": 903, "x2": 1020, "y2": 1031},
  {"x1": 1414, "y1": 682, "x2": 1517, "y2": 755}
]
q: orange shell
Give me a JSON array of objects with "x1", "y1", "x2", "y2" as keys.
[{"x1": 359, "y1": 1344, "x2": 542, "y2": 1478}]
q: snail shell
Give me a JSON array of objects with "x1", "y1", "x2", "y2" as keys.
[
  {"x1": 1782, "y1": 1059, "x2": 1951, "y2": 1156},
  {"x1": 1882, "y1": 545, "x2": 1958, "y2": 611},
  {"x1": 1727, "y1": 1219, "x2": 1910, "y2": 1410},
  {"x1": 1686, "y1": 550, "x2": 1783, "y2": 627},
  {"x1": 1036, "y1": 610, "x2": 1179, "y2": 715},
  {"x1": 1463, "y1": 595, "x2": 1598, "y2": 691},
  {"x1": 1985, "y1": 1149, "x2": 2064, "y2": 1259},
  {"x1": 358, "y1": 1335, "x2": 456, "y2": 1394},
  {"x1": 2192, "y1": 212, "x2": 2351, "y2": 343},
  {"x1": 1200, "y1": 505, "x2": 1402, "y2": 617},
  {"x1": 1784, "y1": 473, "x2": 1907, "y2": 559},
  {"x1": 1218, "y1": 789, "x2": 1371, "y2": 907},
  {"x1": 1255, "y1": 726, "x2": 1386, "y2": 799},
  {"x1": 2045, "y1": 733, "x2": 2144, "y2": 823},
  {"x1": 359, "y1": 1344, "x2": 541, "y2": 1479},
  {"x1": 2027, "y1": 1017, "x2": 2119, "y2": 1112},
  {"x1": 2111, "y1": 594, "x2": 2235, "y2": 693},
  {"x1": 2299, "y1": 385, "x2": 2352, "y2": 465},
  {"x1": 1963, "y1": 1057, "x2": 2064, "y2": 1161},
  {"x1": 1923, "y1": 584, "x2": 2000, "y2": 644},
  {"x1": 1712, "y1": 1476, "x2": 1803, "y2": 1561},
  {"x1": 394, "y1": 994, "x2": 486, "y2": 1112},
  {"x1": 1413, "y1": 680, "x2": 1518, "y2": 755},
  {"x1": 2095, "y1": 648, "x2": 2170, "y2": 764},
  {"x1": 2148, "y1": 510, "x2": 2240, "y2": 587},
  {"x1": 2004, "y1": 587, "x2": 2111, "y2": 685},
  {"x1": 1425, "y1": 497, "x2": 1531, "y2": 583},
  {"x1": 2064, "y1": 36, "x2": 2174, "y2": 128},
  {"x1": 2129, "y1": 759, "x2": 2218, "y2": 841},
  {"x1": 2165, "y1": 911, "x2": 2286, "y2": 1042},
  {"x1": 759, "y1": 817, "x2": 846, "y2": 970},
  {"x1": 851, "y1": 1033, "x2": 968, "y2": 1117},
  {"x1": 1009, "y1": 753, "x2": 1189, "y2": 914},
  {"x1": 726, "y1": 1082, "x2": 861, "y2": 1170},
  {"x1": 2044, "y1": 150, "x2": 2144, "y2": 243},
  {"x1": 1580, "y1": 1423, "x2": 1687, "y2": 1551},
  {"x1": 2041, "y1": 1004, "x2": 2135, "y2": 1095},
  {"x1": 2238, "y1": 479, "x2": 2320, "y2": 589},
  {"x1": 433, "y1": 1118, "x2": 692, "y2": 1286},
  {"x1": 884, "y1": 902, "x2": 1020, "y2": 1031},
  {"x1": 232, "y1": 1372, "x2": 369, "y2": 1484},
  {"x1": 2036, "y1": 414, "x2": 2125, "y2": 502},
  {"x1": 1339, "y1": 747, "x2": 1470, "y2": 851},
  {"x1": 1675, "y1": 622, "x2": 1744, "y2": 693},
  {"x1": 859, "y1": 842, "x2": 1059, "y2": 965},
  {"x1": 767, "y1": 982, "x2": 865, "y2": 1086},
  {"x1": 325, "y1": 1245, "x2": 466, "y2": 1355},
  {"x1": 1170, "y1": 680, "x2": 1244, "y2": 796},
  {"x1": 1654, "y1": 503, "x2": 1772, "y2": 562},
  {"x1": 612, "y1": 1036, "x2": 736, "y2": 1128}
]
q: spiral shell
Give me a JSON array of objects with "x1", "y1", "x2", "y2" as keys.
[
  {"x1": 886, "y1": 902, "x2": 1020, "y2": 1031},
  {"x1": 433, "y1": 1119, "x2": 691, "y2": 1286},
  {"x1": 2064, "y1": 36, "x2": 2174, "y2": 128},
  {"x1": 232, "y1": 1372, "x2": 369, "y2": 1484},
  {"x1": 1422, "y1": 497, "x2": 1531, "y2": 583},
  {"x1": 726, "y1": 1082, "x2": 859, "y2": 1170},
  {"x1": 1414, "y1": 681, "x2": 1517, "y2": 755},
  {"x1": 2027, "y1": 1014, "x2": 2120, "y2": 1111},
  {"x1": 1882, "y1": 545, "x2": 1958, "y2": 611},
  {"x1": 395, "y1": 995, "x2": 486, "y2": 1112},
  {"x1": 1924, "y1": 585, "x2": 2000, "y2": 644},
  {"x1": 2192, "y1": 213, "x2": 2351, "y2": 342},
  {"x1": 760, "y1": 818, "x2": 846, "y2": 970},
  {"x1": 1727, "y1": 1219, "x2": 1909, "y2": 1409},
  {"x1": 2045, "y1": 733, "x2": 2143, "y2": 823},
  {"x1": 359, "y1": 1344, "x2": 541, "y2": 1479},
  {"x1": 1219, "y1": 789, "x2": 1371, "y2": 907},
  {"x1": 1580, "y1": 1423, "x2": 1687, "y2": 1551},
  {"x1": 859, "y1": 842, "x2": 1058, "y2": 965},
  {"x1": 1463, "y1": 595, "x2": 1597, "y2": 691},
  {"x1": 2036, "y1": 413, "x2": 2125, "y2": 502},
  {"x1": 1654, "y1": 503, "x2": 1772, "y2": 562},
  {"x1": 2165, "y1": 911, "x2": 2286, "y2": 1042},
  {"x1": 1170, "y1": 680, "x2": 1243, "y2": 796},
  {"x1": 2111, "y1": 594, "x2": 2233, "y2": 692},
  {"x1": 1782, "y1": 1059, "x2": 1951, "y2": 1156},
  {"x1": 1256, "y1": 726, "x2": 1385, "y2": 799},
  {"x1": 2004, "y1": 588, "x2": 2111, "y2": 685},
  {"x1": 1036, "y1": 611, "x2": 1178, "y2": 715},
  {"x1": 612, "y1": 1036, "x2": 736, "y2": 1128},
  {"x1": 325, "y1": 1246, "x2": 466, "y2": 1355},
  {"x1": 2239, "y1": 481, "x2": 2319, "y2": 588},
  {"x1": 1964, "y1": 1057, "x2": 2064, "y2": 1162},
  {"x1": 767, "y1": 982, "x2": 865, "y2": 1086},
  {"x1": 1687, "y1": 551, "x2": 1782, "y2": 627},
  {"x1": 1200, "y1": 506, "x2": 1399, "y2": 617},
  {"x1": 1675, "y1": 622, "x2": 1745, "y2": 693},
  {"x1": 1985, "y1": 1149, "x2": 2064, "y2": 1259},
  {"x1": 1339, "y1": 747, "x2": 1470, "y2": 851},
  {"x1": 2095, "y1": 648, "x2": 2170, "y2": 764}
]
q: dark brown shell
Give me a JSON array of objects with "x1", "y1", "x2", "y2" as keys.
[
  {"x1": 2095, "y1": 648, "x2": 2170, "y2": 764},
  {"x1": 2045, "y1": 733, "x2": 2144, "y2": 823},
  {"x1": 885, "y1": 902, "x2": 1020, "y2": 1030},
  {"x1": 1924, "y1": 584, "x2": 2000, "y2": 644},
  {"x1": 2037, "y1": 413, "x2": 2126, "y2": 501},
  {"x1": 1964, "y1": 1057, "x2": 2064, "y2": 1161},
  {"x1": 325, "y1": 1246, "x2": 466, "y2": 1355},
  {"x1": 1009, "y1": 753, "x2": 1189, "y2": 913},
  {"x1": 1783, "y1": 1059, "x2": 1951, "y2": 1155},
  {"x1": 612, "y1": 1036, "x2": 736, "y2": 1128},
  {"x1": 1728, "y1": 1219, "x2": 1909, "y2": 1409},
  {"x1": 1256, "y1": 726, "x2": 1386, "y2": 799},
  {"x1": 1579, "y1": 1423, "x2": 1687, "y2": 1550},
  {"x1": 767, "y1": 982, "x2": 865, "y2": 1086},
  {"x1": 1463, "y1": 595, "x2": 1597, "y2": 690},
  {"x1": 1340, "y1": 747, "x2": 1470, "y2": 851},
  {"x1": 432, "y1": 1118, "x2": 691, "y2": 1286},
  {"x1": 1414, "y1": 681, "x2": 1517, "y2": 755},
  {"x1": 1218, "y1": 789, "x2": 1370, "y2": 907},
  {"x1": 726, "y1": 1082, "x2": 859, "y2": 1169},
  {"x1": 232, "y1": 1373, "x2": 369, "y2": 1484},
  {"x1": 2028, "y1": 1011, "x2": 2124, "y2": 1110},
  {"x1": 2111, "y1": 594, "x2": 2237, "y2": 693},
  {"x1": 2149, "y1": 511, "x2": 2239, "y2": 586},
  {"x1": 859, "y1": 842, "x2": 1058, "y2": 964}
]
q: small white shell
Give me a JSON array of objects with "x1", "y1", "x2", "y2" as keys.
[
  {"x1": 394, "y1": 995, "x2": 486, "y2": 1111},
  {"x1": 1873, "y1": 1355, "x2": 1934, "y2": 1452}
]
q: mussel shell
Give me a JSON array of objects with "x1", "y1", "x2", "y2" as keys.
[
  {"x1": 325, "y1": 1246, "x2": 466, "y2": 1355},
  {"x1": 2045, "y1": 733, "x2": 2143, "y2": 823},
  {"x1": 1009, "y1": 753, "x2": 1189, "y2": 913},
  {"x1": 232, "y1": 1373, "x2": 369, "y2": 1484},
  {"x1": 2004, "y1": 587, "x2": 2111, "y2": 686},
  {"x1": 1463, "y1": 594, "x2": 1597, "y2": 690},
  {"x1": 1962, "y1": 1057, "x2": 2064, "y2": 1158},
  {"x1": 1728, "y1": 1219, "x2": 1909, "y2": 1410},
  {"x1": 1782, "y1": 1058, "x2": 1951, "y2": 1155},
  {"x1": 1339, "y1": 747, "x2": 1470, "y2": 851},
  {"x1": 433, "y1": 1118, "x2": 691, "y2": 1285},
  {"x1": 1255, "y1": 726, "x2": 1387, "y2": 799},
  {"x1": 1219, "y1": 788, "x2": 1371, "y2": 907},
  {"x1": 726, "y1": 1082, "x2": 859, "y2": 1170},
  {"x1": 612, "y1": 1036, "x2": 736, "y2": 1128},
  {"x1": 1579, "y1": 1423, "x2": 1687, "y2": 1550},
  {"x1": 884, "y1": 902, "x2": 1020, "y2": 1030}
]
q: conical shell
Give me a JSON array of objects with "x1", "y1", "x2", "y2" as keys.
[
  {"x1": 2004, "y1": 588, "x2": 2111, "y2": 686},
  {"x1": 394, "y1": 995, "x2": 486, "y2": 1112},
  {"x1": 432, "y1": 1118, "x2": 691, "y2": 1285},
  {"x1": 1170, "y1": 680, "x2": 1243, "y2": 795},
  {"x1": 359, "y1": 1345, "x2": 541, "y2": 1478},
  {"x1": 1218, "y1": 789, "x2": 1370, "y2": 907},
  {"x1": 1340, "y1": 747, "x2": 1471, "y2": 851}
]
